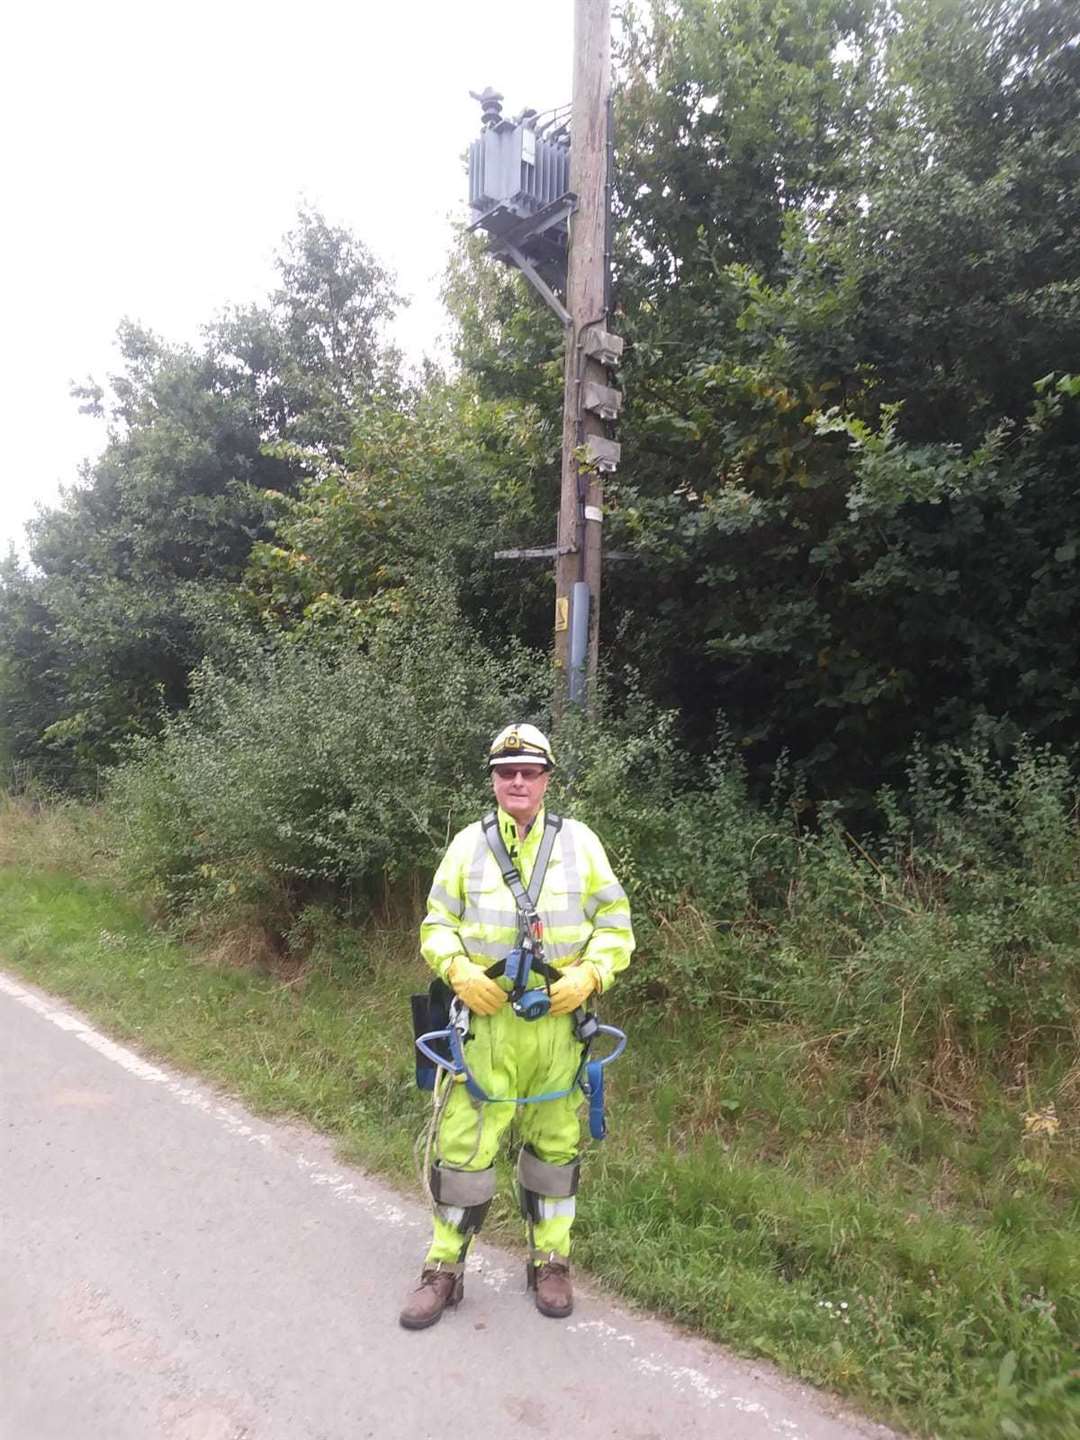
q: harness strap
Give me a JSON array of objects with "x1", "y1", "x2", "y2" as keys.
[
  {"x1": 484, "y1": 954, "x2": 561, "y2": 986},
  {"x1": 415, "y1": 1009, "x2": 626, "y2": 1128},
  {"x1": 481, "y1": 809, "x2": 562, "y2": 941},
  {"x1": 429, "y1": 1163, "x2": 497, "y2": 1206},
  {"x1": 446, "y1": 1022, "x2": 586, "y2": 1105},
  {"x1": 517, "y1": 1148, "x2": 580, "y2": 1198}
]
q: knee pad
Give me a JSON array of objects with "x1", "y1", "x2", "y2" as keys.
[
  {"x1": 430, "y1": 1163, "x2": 496, "y2": 1236},
  {"x1": 517, "y1": 1147, "x2": 580, "y2": 1223}
]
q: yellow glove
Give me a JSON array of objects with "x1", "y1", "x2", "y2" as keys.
[
  {"x1": 447, "y1": 956, "x2": 507, "y2": 1016},
  {"x1": 548, "y1": 961, "x2": 601, "y2": 1017}
]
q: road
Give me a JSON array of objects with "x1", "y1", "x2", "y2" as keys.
[{"x1": 1, "y1": 970, "x2": 898, "y2": 1440}]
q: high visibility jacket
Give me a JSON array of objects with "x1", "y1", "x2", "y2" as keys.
[{"x1": 421, "y1": 806, "x2": 634, "y2": 994}]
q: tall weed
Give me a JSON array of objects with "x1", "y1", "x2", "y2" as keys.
[{"x1": 777, "y1": 741, "x2": 1080, "y2": 1063}]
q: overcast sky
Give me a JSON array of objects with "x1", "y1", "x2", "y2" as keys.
[{"x1": 1, "y1": 0, "x2": 575, "y2": 553}]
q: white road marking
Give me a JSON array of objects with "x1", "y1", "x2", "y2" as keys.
[{"x1": 1, "y1": 969, "x2": 828, "y2": 1438}]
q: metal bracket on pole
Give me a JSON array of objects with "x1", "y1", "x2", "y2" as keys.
[
  {"x1": 497, "y1": 243, "x2": 572, "y2": 327},
  {"x1": 494, "y1": 543, "x2": 631, "y2": 562},
  {"x1": 472, "y1": 193, "x2": 578, "y2": 328},
  {"x1": 493, "y1": 544, "x2": 575, "y2": 561}
]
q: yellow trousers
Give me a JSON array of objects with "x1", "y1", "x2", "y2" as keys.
[{"x1": 426, "y1": 1004, "x2": 583, "y2": 1265}]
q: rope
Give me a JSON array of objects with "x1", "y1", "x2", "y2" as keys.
[{"x1": 416, "y1": 1070, "x2": 485, "y2": 1204}]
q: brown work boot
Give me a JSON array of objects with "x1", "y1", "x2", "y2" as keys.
[
  {"x1": 398, "y1": 1264, "x2": 463, "y2": 1330},
  {"x1": 528, "y1": 1256, "x2": 574, "y2": 1318}
]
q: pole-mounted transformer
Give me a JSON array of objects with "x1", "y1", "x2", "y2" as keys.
[{"x1": 467, "y1": 89, "x2": 576, "y2": 326}]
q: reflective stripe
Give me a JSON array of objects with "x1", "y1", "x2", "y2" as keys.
[
  {"x1": 595, "y1": 881, "x2": 628, "y2": 903},
  {"x1": 558, "y1": 825, "x2": 582, "y2": 892},
  {"x1": 585, "y1": 881, "x2": 627, "y2": 916},
  {"x1": 466, "y1": 829, "x2": 490, "y2": 891},
  {"x1": 429, "y1": 883, "x2": 464, "y2": 917},
  {"x1": 463, "y1": 904, "x2": 520, "y2": 927},
  {"x1": 436, "y1": 1204, "x2": 465, "y2": 1228},
  {"x1": 423, "y1": 912, "x2": 461, "y2": 930},
  {"x1": 423, "y1": 810, "x2": 633, "y2": 995},
  {"x1": 548, "y1": 939, "x2": 585, "y2": 961},
  {"x1": 462, "y1": 936, "x2": 511, "y2": 960},
  {"x1": 455, "y1": 924, "x2": 600, "y2": 960},
  {"x1": 536, "y1": 1197, "x2": 576, "y2": 1220},
  {"x1": 538, "y1": 908, "x2": 588, "y2": 931}
]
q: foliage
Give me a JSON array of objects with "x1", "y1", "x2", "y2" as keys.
[
  {"x1": 0, "y1": 209, "x2": 401, "y2": 784},
  {"x1": 434, "y1": 0, "x2": 1080, "y2": 793},
  {"x1": 242, "y1": 376, "x2": 558, "y2": 651},
  {"x1": 594, "y1": 724, "x2": 1080, "y2": 1065},
  {"x1": 108, "y1": 599, "x2": 547, "y2": 924},
  {"x1": 556, "y1": 695, "x2": 794, "y2": 928},
  {"x1": 775, "y1": 736, "x2": 1080, "y2": 1062},
  {"x1": 219, "y1": 204, "x2": 404, "y2": 455},
  {"x1": 616, "y1": 0, "x2": 877, "y2": 287},
  {"x1": 604, "y1": 0, "x2": 1080, "y2": 787},
  {"x1": 3, "y1": 5, "x2": 1080, "y2": 1428},
  {"x1": 0, "y1": 550, "x2": 77, "y2": 786},
  {"x1": 8, "y1": 2, "x2": 1080, "y2": 803},
  {"x1": 441, "y1": 231, "x2": 564, "y2": 412},
  {"x1": 109, "y1": 571, "x2": 1080, "y2": 1067}
]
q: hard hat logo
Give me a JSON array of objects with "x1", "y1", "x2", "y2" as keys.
[{"x1": 488, "y1": 723, "x2": 555, "y2": 770}]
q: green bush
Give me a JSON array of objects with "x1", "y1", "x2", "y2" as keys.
[
  {"x1": 109, "y1": 602, "x2": 544, "y2": 927},
  {"x1": 552, "y1": 698, "x2": 798, "y2": 1009}
]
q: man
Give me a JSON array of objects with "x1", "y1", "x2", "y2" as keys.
[{"x1": 399, "y1": 723, "x2": 634, "y2": 1330}]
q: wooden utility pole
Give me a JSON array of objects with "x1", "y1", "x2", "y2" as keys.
[{"x1": 554, "y1": 0, "x2": 614, "y2": 712}]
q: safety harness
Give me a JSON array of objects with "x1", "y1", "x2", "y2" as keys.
[
  {"x1": 481, "y1": 809, "x2": 563, "y2": 1021},
  {"x1": 413, "y1": 810, "x2": 626, "y2": 1139}
]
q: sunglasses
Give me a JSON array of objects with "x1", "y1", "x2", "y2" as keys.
[{"x1": 492, "y1": 766, "x2": 548, "y2": 781}]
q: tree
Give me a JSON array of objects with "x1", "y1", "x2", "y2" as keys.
[
  {"x1": 0, "y1": 552, "x2": 73, "y2": 785},
  {"x1": 242, "y1": 376, "x2": 556, "y2": 654},
  {"x1": 602, "y1": 0, "x2": 1080, "y2": 791},
  {"x1": 2, "y1": 210, "x2": 402, "y2": 782}
]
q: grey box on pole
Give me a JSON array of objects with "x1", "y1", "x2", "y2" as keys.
[
  {"x1": 467, "y1": 94, "x2": 575, "y2": 310},
  {"x1": 583, "y1": 435, "x2": 621, "y2": 472},
  {"x1": 583, "y1": 380, "x2": 622, "y2": 420},
  {"x1": 582, "y1": 329, "x2": 624, "y2": 366}
]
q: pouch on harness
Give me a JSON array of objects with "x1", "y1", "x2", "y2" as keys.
[{"x1": 410, "y1": 980, "x2": 452, "y2": 1091}]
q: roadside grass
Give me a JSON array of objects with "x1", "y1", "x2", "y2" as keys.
[{"x1": 1, "y1": 815, "x2": 1078, "y2": 1438}]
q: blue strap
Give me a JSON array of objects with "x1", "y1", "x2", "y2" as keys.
[
  {"x1": 586, "y1": 1059, "x2": 606, "y2": 1140},
  {"x1": 447, "y1": 1023, "x2": 583, "y2": 1106},
  {"x1": 415, "y1": 1018, "x2": 627, "y2": 1129},
  {"x1": 578, "y1": 1026, "x2": 627, "y2": 1142}
]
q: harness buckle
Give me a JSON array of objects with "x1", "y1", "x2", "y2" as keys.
[{"x1": 573, "y1": 1010, "x2": 600, "y2": 1043}]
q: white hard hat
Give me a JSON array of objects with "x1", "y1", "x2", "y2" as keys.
[{"x1": 488, "y1": 723, "x2": 555, "y2": 770}]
